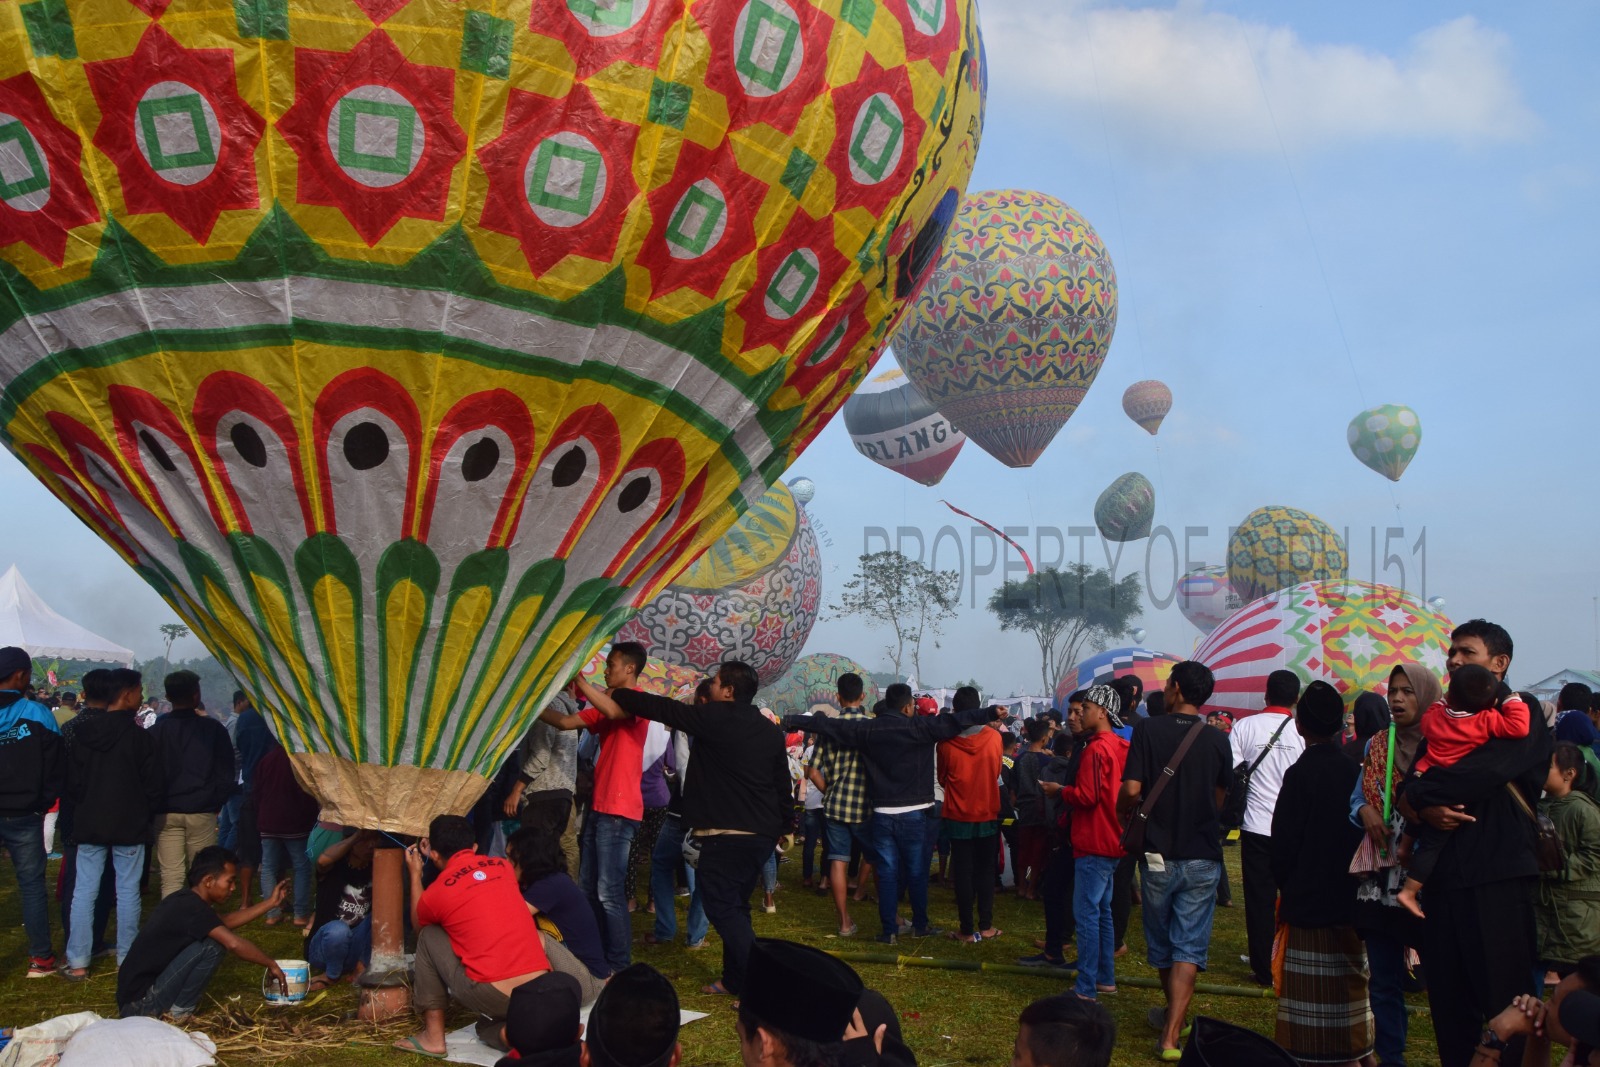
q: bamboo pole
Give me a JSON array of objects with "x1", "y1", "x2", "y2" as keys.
[{"x1": 824, "y1": 950, "x2": 1275, "y2": 998}]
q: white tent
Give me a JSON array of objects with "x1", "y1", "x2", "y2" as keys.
[{"x1": 0, "y1": 565, "x2": 135, "y2": 665}]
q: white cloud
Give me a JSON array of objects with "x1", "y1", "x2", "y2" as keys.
[{"x1": 980, "y1": 1, "x2": 1536, "y2": 156}]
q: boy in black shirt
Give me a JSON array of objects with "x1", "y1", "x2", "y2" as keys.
[
  {"x1": 307, "y1": 830, "x2": 376, "y2": 989},
  {"x1": 118, "y1": 847, "x2": 288, "y2": 1022}
]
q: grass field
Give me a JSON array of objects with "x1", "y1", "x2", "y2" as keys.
[{"x1": 0, "y1": 846, "x2": 1441, "y2": 1066}]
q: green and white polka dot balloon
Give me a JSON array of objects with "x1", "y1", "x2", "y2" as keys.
[{"x1": 1347, "y1": 404, "x2": 1422, "y2": 482}]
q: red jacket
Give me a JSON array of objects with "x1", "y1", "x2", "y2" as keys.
[
  {"x1": 937, "y1": 727, "x2": 1002, "y2": 823},
  {"x1": 1059, "y1": 731, "x2": 1129, "y2": 859}
]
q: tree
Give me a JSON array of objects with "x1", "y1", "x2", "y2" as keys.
[
  {"x1": 831, "y1": 550, "x2": 960, "y2": 681},
  {"x1": 987, "y1": 564, "x2": 1143, "y2": 697},
  {"x1": 158, "y1": 622, "x2": 190, "y2": 675}
]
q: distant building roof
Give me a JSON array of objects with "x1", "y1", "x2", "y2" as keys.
[{"x1": 1524, "y1": 669, "x2": 1600, "y2": 698}]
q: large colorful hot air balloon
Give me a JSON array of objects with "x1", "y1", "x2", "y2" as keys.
[
  {"x1": 1121, "y1": 380, "x2": 1171, "y2": 435},
  {"x1": 615, "y1": 481, "x2": 820, "y2": 688},
  {"x1": 1176, "y1": 564, "x2": 1240, "y2": 635},
  {"x1": 1195, "y1": 579, "x2": 1452, "y2": 723},
  {"x1": 1228, "y1": 506, "x2": 1348, "y2": 606},
  {"x1": 841, "y1": 357, "x2": 966, "y2": 486},
  {"x1": 1348, "y1": 405, "x2": 1422, "y2": 482},
  {"x1": 1054, "y1": 646, "x2": 1180, "y2": 709},
  {"x1": 1093, "y1": 472, "x2": 1154, "y2": 542},
  {"x1": 758, "y1": 652, "x2": 880, "y2": 718},
  {"x1": 0, "y1": 0, "x2": 984, "y2": 830},
  {"x1": 893, "y1": 190, "x2": 1117, "y2": 468}
]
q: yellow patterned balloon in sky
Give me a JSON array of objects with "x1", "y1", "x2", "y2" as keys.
[
  {"x1": 0, "y1": 0, "x2": 984, "y2": 829},
  {"x1": 893, "y1": 189, "x2": 1117, "y2": 467}
]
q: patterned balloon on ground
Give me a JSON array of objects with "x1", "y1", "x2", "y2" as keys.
[
  {"x1": 1176, "y1": 564, "x2": 1241, "y2": 634},
  {"x1": 841, "y1": 354, "x2": 966, "y2": 486},
  {"x1": 1054, "y1": 646, "x2": 1180, "y2": 709},
  {"x1": 0, "y1": 0, "x2": 984, "y2": 830},
  {"x1": 758, "y1": 652, "x2": 880, "y2": 719},
  {"x1": 1195, "y1": 580, "x2": 1452, "y2": 723},
  {"x1": 894, "y1": 190, "x2": 1118, "y2": 468},
  {"x1": 1348, "y1": 405, "x2": 1422, "y2": 482},
  {"x1": 1121, "y1": 380, "x2": 1172, "y2": 435},
  {"x1": 1228, "y1": 506, "x2": 1348, "y2": 606},
  {"x1": 1093, "y1": 472, "x2": 1154, "y2": 542},
  {"x1": 581, "y1": 647, "x2": 700, "y2": 703},
  {"x1": 615, "y1": 481, "x2": 820, "y2": 688}
]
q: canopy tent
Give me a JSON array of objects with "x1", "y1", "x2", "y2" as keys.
[{"x1": 0, "y1": 565, "x2": 135, "y2": 665}]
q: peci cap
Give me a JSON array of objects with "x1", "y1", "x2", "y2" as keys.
[
  {"x1": 742, "y1": 939, "x2": 863, "y2": 1044},
  {"x1": 587, "y1": 964, "x2": 680, "y2": 1067}
]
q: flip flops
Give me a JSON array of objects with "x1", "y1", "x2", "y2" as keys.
[{"x1": 393, "y1": 1035, "x2": 446, "y2": 1059}]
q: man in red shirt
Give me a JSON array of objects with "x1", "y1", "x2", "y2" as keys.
[
  {"x1": 395, "y1": 815, "x2": 551, "y2": 1057},
  {"x1": 1061, "y1": 685, "x2": 1129, "y2": 1001},
  {"x1": 539, "y1": 642, "x2": 648, "y2": 975}
]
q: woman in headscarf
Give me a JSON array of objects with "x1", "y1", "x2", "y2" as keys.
[{"x1": 1349, "y1": 662, "x2": 1439, "y2": 1067}]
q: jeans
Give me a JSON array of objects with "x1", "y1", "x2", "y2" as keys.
[
  {"x1": 870, "y1": 807, "x2": 935, "y2": 938},
  {"x1": 218, "y1": 794, "x2": 243, "y2": 850},
  {"x1": 800, "y1": 808, "x2": 825, "y2": 881},
  {"x1": 1363, "y1": 928, "x2": 1410, "y2": 1066},
  {"x1": 260, "y1": 836, "x2": 313, "y2": 920},
  {"x1": 696, "y1": 833, "x2": 775, "y2": 994},
  {"x1": 68, "y1": 844, "x2": 143, "y2": 967},
  {"x1": 0, "y1": 814, "x2": 52, "y2": 959},
  {"x1": 1140, "y1": 858, "x2": 1222, "y2": 969},
  {"x1": 120, "y1": 938, "x2": 224, "y2": 1018},
  {"x1": 307, "y1": 917, "x2": 371, "y2": 981},
  {"x1": 579, "y1": 811, "x2": 639, "y2": 973},
  {"x1": 650, "y1": 815, "x2": 707, "y2": 945},
  {"x1": 1072, "y1": 854, "x2": 1119, "y2": 997},
  {"x1": 760, "y1": 850, "x2": 777, "y2": 895},
  {"x1": 59, "y1": 840, "x2": 113, "y2": 957}
]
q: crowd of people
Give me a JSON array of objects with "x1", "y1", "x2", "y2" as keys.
[{"x1": 3, "y1": 620, "x2": 1600, "y2": 1067}]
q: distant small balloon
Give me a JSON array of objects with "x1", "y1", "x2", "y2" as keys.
[
  {"x1": 1427, "y1": 596, "x2": 1446, "y2": 611},
  {"x1": 788, "y1": 477, "x2": 816, "y2": 506},
  {"x1": 1131, "y1": 628, "x2": 1147, "y2": 644},
  {"x1": 1122, "y1": 380, "x2": 1172, "y2": 435},
  {"x1": 1347, "y1": 404, "x2": 1422, "y2": 482},
  {"x1": 1094, "y1": 472, "x2": 1155, "y2": 542}
]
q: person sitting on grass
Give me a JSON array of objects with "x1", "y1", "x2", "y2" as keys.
[
  {"x1": 504, "y1": 824, "x2": 608, "y2": 1005},
  {"x1": 305, "y1": 829, "x2": 377, "y2": 991},
  {"x1": 1011, "y1": 994, "x2": 1116, "y2": 1067},
  {"x1": 396, "y1": 814, "x2": 551, "y2": 1057},
  {"x1": 116, "y1": 846, "x2": 288, "y2": 1024}
]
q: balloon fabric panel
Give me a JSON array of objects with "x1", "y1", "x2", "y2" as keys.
[
  {"x1": 1054, "y1": 646, "x2": 1179, "y2": 709},
  {"x1": 0, "y1": 0, "x2": 984, "y2": 830}
]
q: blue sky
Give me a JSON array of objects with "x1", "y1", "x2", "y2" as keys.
[{"x1": 3, "y1": 0, "x2": 1596, "y2": 695}]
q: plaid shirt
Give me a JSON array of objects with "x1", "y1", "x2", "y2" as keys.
[{"x1": 809, "y1": 705, "x2": 872, "y2": 825}]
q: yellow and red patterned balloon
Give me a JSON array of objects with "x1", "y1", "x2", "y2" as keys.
[
  {"x1": 0, "y1": 0, "x2": 985, "y2": 829},
  {"x1": 892, "y1": 189, "x2": 1117, "y2": 468}
]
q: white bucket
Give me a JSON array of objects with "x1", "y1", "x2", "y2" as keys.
[{"x1": 263, "y1": 959, "x2": 310, "y2": 1005}]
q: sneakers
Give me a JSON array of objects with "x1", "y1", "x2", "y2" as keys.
[
  {"x1": 909, "y1": 924, "x2": 943, "y2": 938},
  {"x1": 1016, "y1": 953, "x2": 1064, "y2": 968},
  {"x1": 874, "y1": 933, "x2": 898, "y2": 946},
  {"x1": 686, "y1": 939, "x2": 707, "y2": 950},
  {"x1": 26, "y1": 956, "x2": 58, "y2": 979},
  {"x1": 838, "y1": 922, "x2": 859, "y2": 938}
]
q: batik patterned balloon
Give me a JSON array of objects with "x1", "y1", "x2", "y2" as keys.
[
  {"x1": 614, "y1": 481, "x2": 819, "y2": 688},
  {"x1": 0, "y1": 0, "x2": 984, "y2": 829},
  {"x1": 1093, "y1": 472, "x2": 1154, "y2": 542},
  {"x1": 1228, "y1": 506, "x2": 1348, "y2": 606},
  {"x1": 758, "y1": 651, "x2": 879, "y2": 718},
  {"x1": 1054, "y1": 646, "x2": 1180, "y2": 709},
  {"x1": 893, "y1": 190, "x2": 1117, "y2": 467},
  {"x1": 581, "y1": 646, "x2": 700, "y2": 702},
  {"x1": 1348, "y1": 405, "x2": 1421, "y2": 482},
  {"x1": 841, "y1": 356, "x2": 966, "y2": 485},
  {"x1": 1195, "y1": 579, "x2": 1452, "y2": 722},
  {"x1": 1176, "y1": 564, "x2": 1241, "y2": 634},
  {"x1": 1121, "y1": 380, "x2": 1171, "y2": 435}
]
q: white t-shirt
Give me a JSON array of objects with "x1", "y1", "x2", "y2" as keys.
[{"x1": 1229, "y1": 710, "x2": 1305, "y2": 837}]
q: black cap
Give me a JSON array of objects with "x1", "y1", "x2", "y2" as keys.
[
  {"x1": 742, "y1": 939, "x2": 863, "y2": 1044},
  {"x1": 503, "y1": 971, "x2": 581, "y2": 1058},
  {"x1": 1560, "y1": 989, "x2": 1600, "y2": 1049},
  {"x1": 1296, "y1": 680, "x2": 1345, "y2": 736},
  {"x1": 587, "y1": 964, "x2": 680, "y2": 1067},
  {"x1": 0, "y1": 646, "x2": 31, "y2": 679}
]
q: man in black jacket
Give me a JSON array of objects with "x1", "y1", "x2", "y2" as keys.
[
  {"x1": 784, "y1": 684, "x2": 1005, "y2": 945},
  {"x1": 576, "y1": 660, "x2": 788, "y2": 998},
  {"x1": 58, "y1": 668, "x2": 116, "y2": 960},
  {"x1": 64, "y1": 667, "x2": 162, "y2": 978},
  {"x1": 1403, "y1": 619, "x2": 1552, "y2": 1067},
  {"x1": 0, "y1": 646, "x2": 65, "y2": 978},
  {"x1": 148, "y1": 671, "x2": 237, "y2": 899}
]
